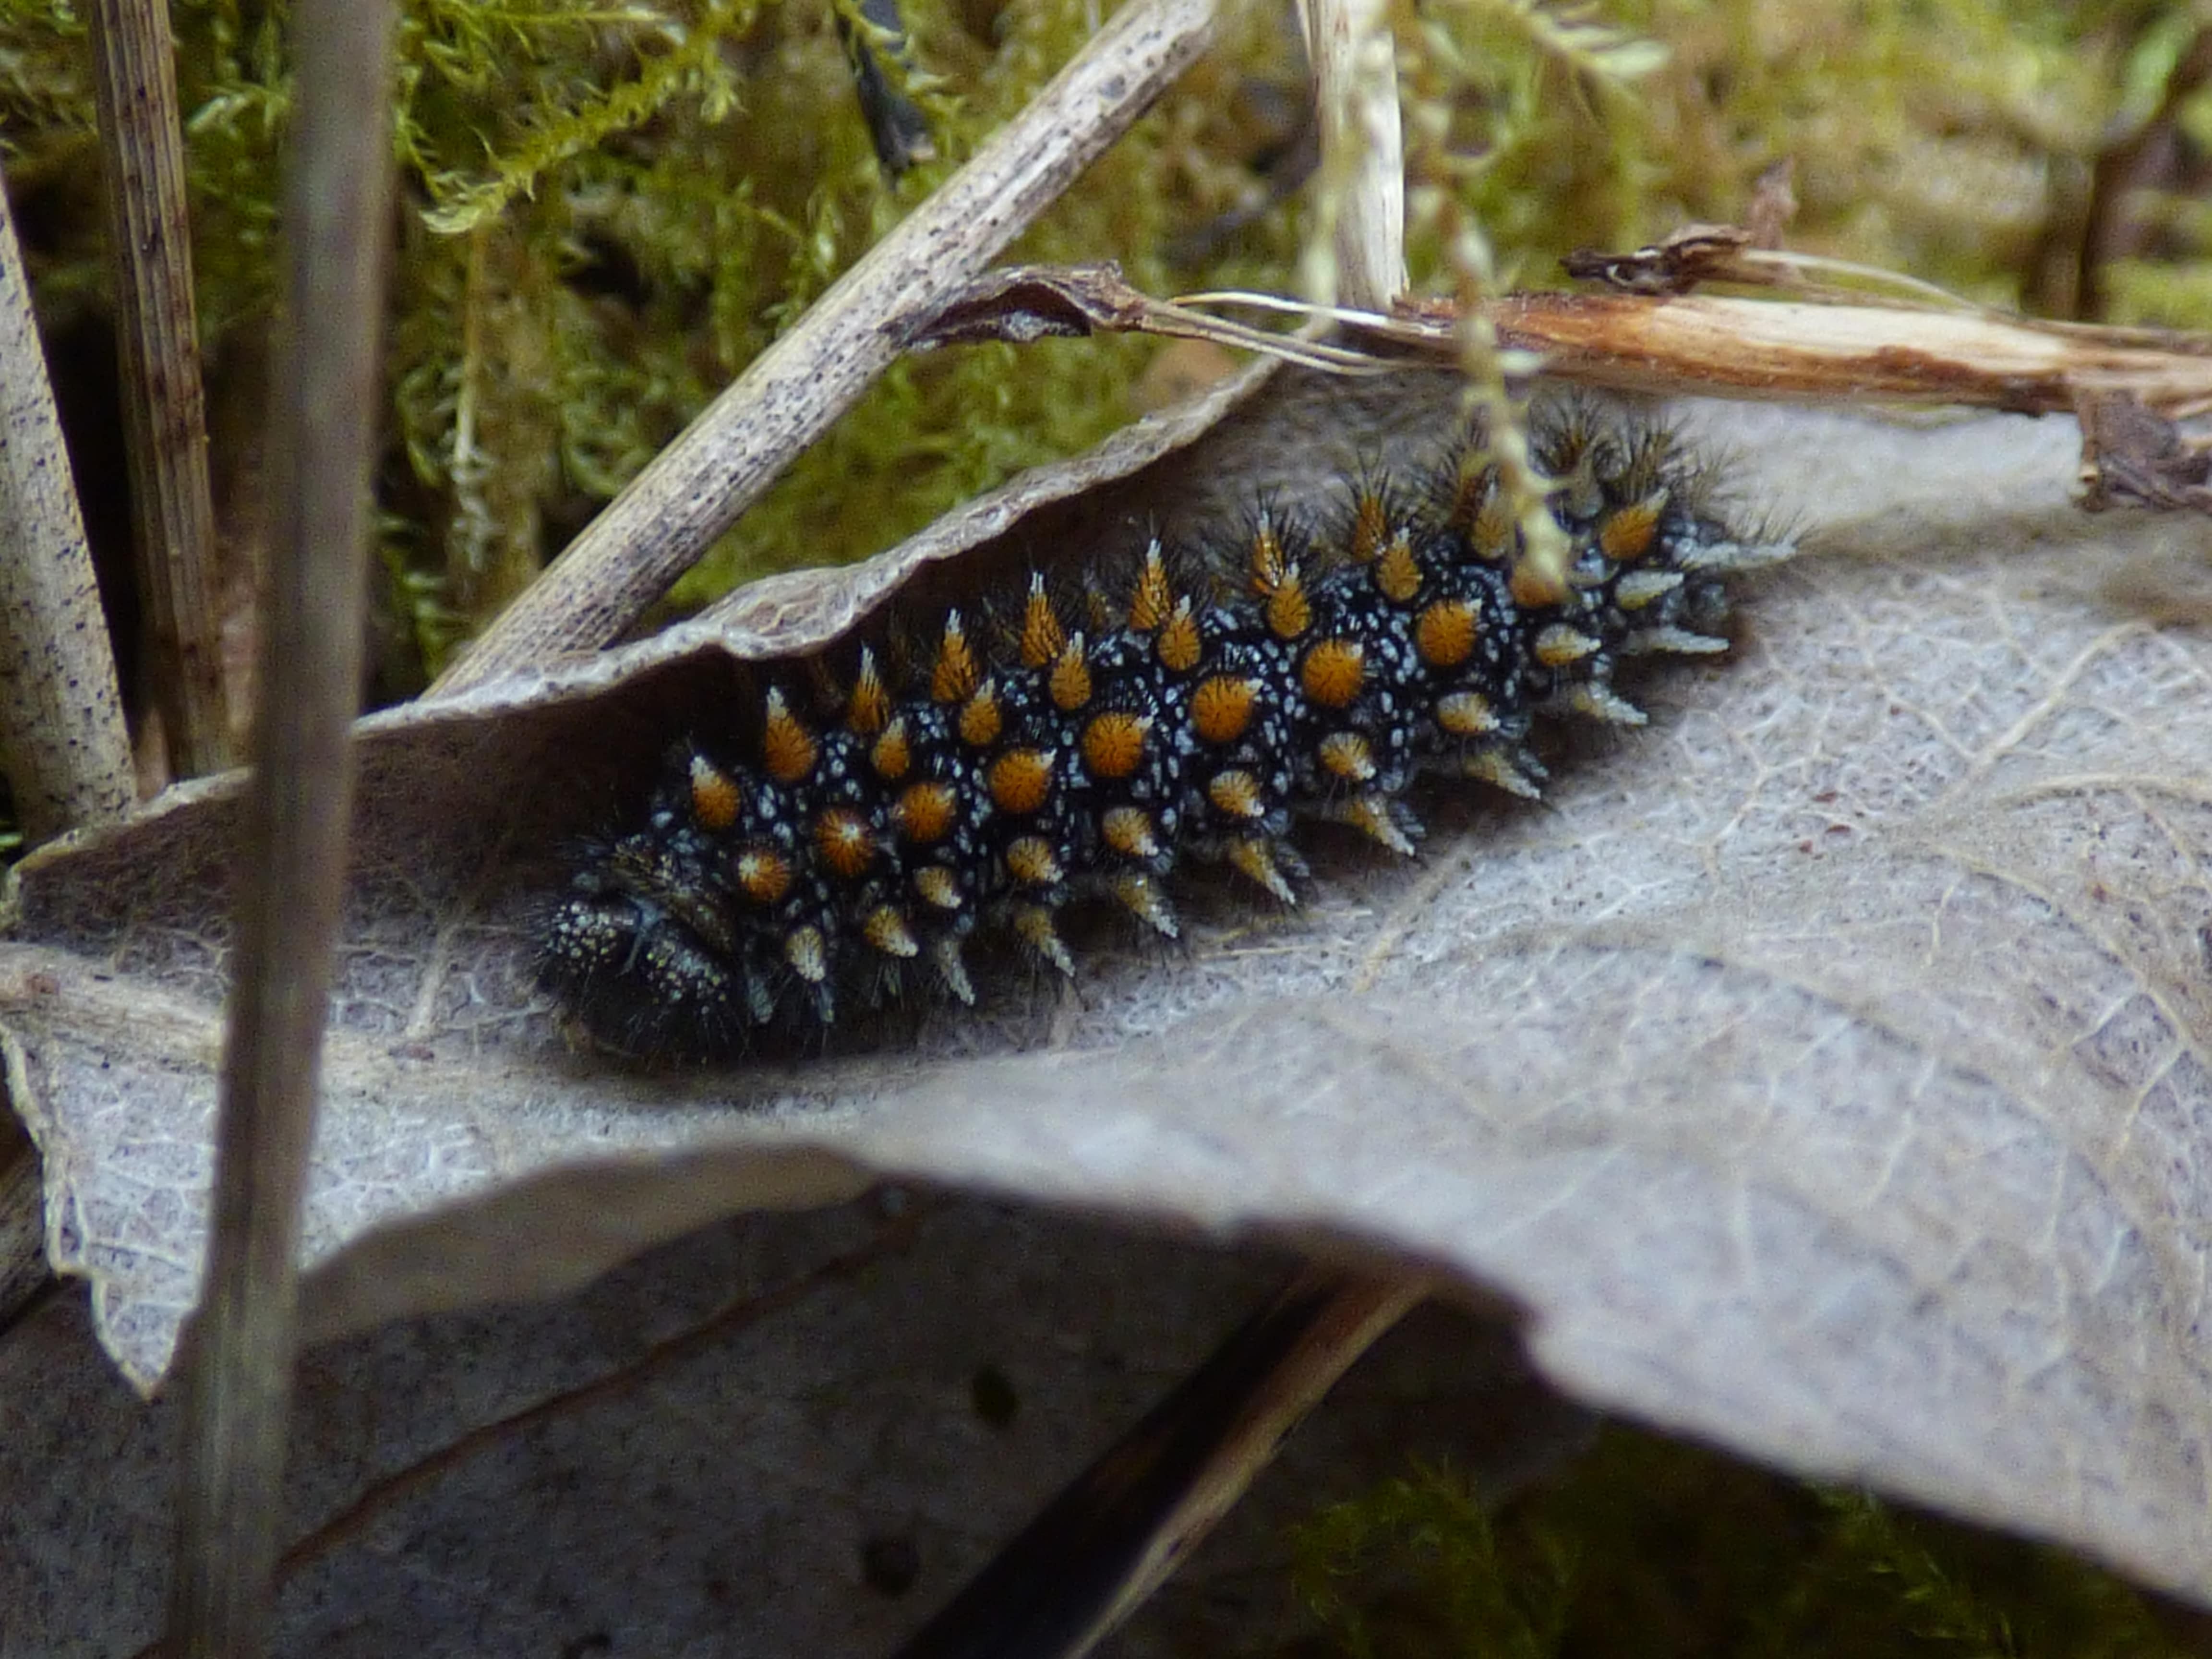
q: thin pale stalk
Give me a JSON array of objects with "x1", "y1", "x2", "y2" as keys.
[
  {"x1": 1106, "y1": 279, "x2": 2212, "y2": 415},
  {"x1": 1476, "y1": 291, "x2": 2212, "y2": 412},
  {"x1": 1298, "y1": 0, "x2": 1405, "y2": 311},
  {"x1": 0, "y1": 176, "x2": 136, "y2": 845},
  {"x1": 429, "y1": 0, "x2": 1219, "y2": 698},
  {"x1": 87, "y1": 0, "x2": 233, "y2": 776},
  {"x1": 161, "y1": 0, "x2": 400, "y2": 1652},
  {"x1": 0, "y1": 1124, "x2": 52, "y2": 1334},
  {"x1": 894, "y1": 1269, "x2": 1424, "y2": 1659}
]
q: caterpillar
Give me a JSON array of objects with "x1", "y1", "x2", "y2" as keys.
[{"x1": 536, "y1": 401, "x2": 1784, "y2": 1061}]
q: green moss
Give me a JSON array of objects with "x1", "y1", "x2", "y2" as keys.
[
  {"x1": 1294, "y1": 1459, "x2": 1575, "y2": 1659},
  {"x1": 1288, "y1": 1429, "x2": 2190, "y2": 1659},
  {"x1": 1, "y1": 0, "x2": 2206, "y2": 685}
]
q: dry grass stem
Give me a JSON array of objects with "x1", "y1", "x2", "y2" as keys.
[
  {"x1": 1044, "y1": 274, "x2": 2212, "y2": 430},
  {"x1": 161, "y1": 0, "x2": 402, "y2": 1651},
  {"x1": 1298, "y1": 0, "x2": 1406, "y2": 312},
  {"x1": 0, "y1": 177, "x2": 136, "y2": 848},
  {"x1": 429, "y1": 0, "x2": 1220, "y2": 698},
  {"x1": 86, "y1": 0, "x2": 232, "y2": 778},
  {"x1": 896, "y1": 1269, "x2": 1424, "y2": 1659},
  {"x1": 907, "y1": 262, "x2": 1391, "y2": 371},
  {"x1": 1471, "y1": 291, "x2": 2212, "y2": 413},
  {"x1": 0, "y1": 1124, "x2": 51, "y2": 1334}
]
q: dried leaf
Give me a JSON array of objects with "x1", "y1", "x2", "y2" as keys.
[
  {"x1": 1561, "y1": 223, "x2": 1758, "y2": 295},
  {"x1": 0, "y1": 1199, "x2": 1589, "y2": 1655},
  {"x1": 2077, "y1": 388, "x2": 2212, "y2": 512},
  {"x1": 7, "y1": 377, "x2": 2212, "y2": 1607}
]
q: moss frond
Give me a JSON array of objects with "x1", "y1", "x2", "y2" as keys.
[
  {"x1": 407, "y1": 0, "x2": 761, "y2": 235},
  {"x1": 1474, "y1": 0, "x2": 1667, "y2": 93},
  {"x1": 1294, "y1": 1463, "x2": 1575, "y2": 1659}
]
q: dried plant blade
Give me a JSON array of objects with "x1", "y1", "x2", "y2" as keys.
[
  {"x1": 87, "y1": 0, "x2": 233, "y2": 779},
  {"x1": 1471, "y1": 291, "x2": 2212, "y2": 412},
  {"x1": 0, "y1": 177, "x2": 136, "y2": 844},
  {"x1": 162, "y1": 0, "x2": 401, "y2": 1650},
  {"x1": 1297, "y1": 0, "x2": 1406, "y2": 311},
  {"x1": 970, "y1": 270, "x2": 2212, "y2": 419},
  {"x1": 904, "y1": 264, "x2": 1388, "y2": 371},
  {"x1": 839, "y1": 0, "x2": 938, "y2": 177},
  {"x1": 895, "y1": 1270, "x2": 1422, "y2": 1659},
  {"x1": 0, "y1": 1124, "x2": 49, "y2": 1333}
]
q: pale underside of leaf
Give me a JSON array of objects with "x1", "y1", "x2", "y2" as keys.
[{"x1": 5, "y1": 379, "x2": 2211, "y2": 1604}]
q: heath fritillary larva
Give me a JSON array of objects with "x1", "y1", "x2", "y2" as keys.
[{"x1": 536, "y1": 399, "x2": 1786, "y2": 1060}]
